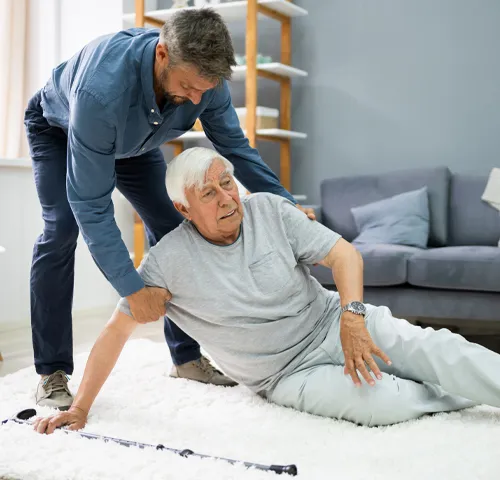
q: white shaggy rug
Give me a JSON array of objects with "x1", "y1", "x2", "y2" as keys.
[{"x1": 1, "y1": 339, "x2": 500, "y2": 480}]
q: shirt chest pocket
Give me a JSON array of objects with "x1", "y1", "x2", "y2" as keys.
[{"x1": 249, "y1": 251, "x2": 293, "y2": 296}]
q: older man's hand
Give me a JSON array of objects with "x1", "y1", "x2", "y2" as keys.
[
  {"x1": 340, "y1": 313, "x2": 392, "y2": 387},
  {"x1": 33, "y1": 406, "x2": 88, "y2": 434},
  {"x1": 127, "y1": 286, "x2": 172, "y2": 324},
  {"x1": 296, "y1": 204, "x2": 316, "y2": 221}
]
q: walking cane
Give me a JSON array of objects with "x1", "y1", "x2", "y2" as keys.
[{"x1": 2, "y1": 409, "x2": 298, "y2": 476}]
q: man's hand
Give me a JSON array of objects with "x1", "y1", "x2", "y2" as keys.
[
  {"x1": 33, "y1": 406, "x2": 88, "y2": 435},
  {"x1": 127, "y1": 287, "x2": 172, "y2": 324},
  {"x1": 340, "y1": 313, "x2": 392, "y2": 387},
  {"x1": 296, "y1": 204, "x2": 316, "y2": 221}
]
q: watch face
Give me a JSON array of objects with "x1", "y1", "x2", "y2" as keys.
[{"x1": 350, "y1": 301, "x2": 366, "y2": 314}]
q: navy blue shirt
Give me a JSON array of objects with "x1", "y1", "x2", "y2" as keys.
[{"x1": 39, "y1": 28, "x2": 295, "y2": 297}]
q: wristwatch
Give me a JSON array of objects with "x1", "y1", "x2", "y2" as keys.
[{"x1": 340, "y1": 301, "x2": 366, "y2": 317}]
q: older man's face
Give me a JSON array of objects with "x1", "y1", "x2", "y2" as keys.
[{"x1": 182, "y1": 159, "x2": 243, "y2": 244}]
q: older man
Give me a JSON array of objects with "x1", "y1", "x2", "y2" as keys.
[
  {"x1": 25, "y1": 9, "x2": 314, "y2": 409},
  {"x1": 35, "y1": 147, "x2": 500, "y2": 432}
]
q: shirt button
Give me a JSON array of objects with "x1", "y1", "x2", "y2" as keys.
[
  {"x1": 154, "y1": 121, "x2": 159, "y2": 125},
  {"x1": 141, "y1": 148, "x2": 145, "y2": 151},
  {"x1": 151, "y1": 109, "x2": 155, "y2": 113}
]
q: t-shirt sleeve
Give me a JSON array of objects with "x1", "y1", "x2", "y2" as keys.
[
  {"x1": 117, "y1": 250, "x2": 167, "y2": 317},
  {"x1": 277, "y1": 196, "x2": 342, "y2": 265}
]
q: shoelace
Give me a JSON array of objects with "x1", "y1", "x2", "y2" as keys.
[
  {"x1": 43, "y1": 370, "x2": 70, "y2": 395},
  {"x1": 197, "y1": 357, "x2": 223, "y2": 376}
]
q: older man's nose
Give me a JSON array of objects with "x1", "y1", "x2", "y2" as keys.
[{"x1": 217, "y1": 188, "x2": 233, "y2": 205}]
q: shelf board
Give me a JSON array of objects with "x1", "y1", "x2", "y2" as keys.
[
  {"x1": 232, "y1": 63, "x2": 307, "y2": 81},
  {"x1": 123, "y1": 1, "x2": 308, "y2": 25},
  {"x1": 255, "y1": 128, "x2": 307, "y2": 139},
  {"x1": 177, "y1": 128, "x2": 307, "y2": 141}
]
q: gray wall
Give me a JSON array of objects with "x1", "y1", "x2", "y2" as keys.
[
  {"x1": 292, "y1": 0, "x2": 500, "y2": 203},
  {"x1": 125, "y1": 1, "x2": 500, "y2": 203}
]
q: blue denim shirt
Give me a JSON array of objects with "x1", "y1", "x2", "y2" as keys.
[{"x1": 39, "y1": 28, "x2": 295, "y2": 297}]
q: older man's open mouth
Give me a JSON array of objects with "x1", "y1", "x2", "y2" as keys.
[{"x1": 220, "y1": 209, "x2": 236, "y2": 219}]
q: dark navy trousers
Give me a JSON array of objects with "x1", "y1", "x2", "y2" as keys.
[{"x1": 25, "y1": 91, "x2": 200, "y2": 375}]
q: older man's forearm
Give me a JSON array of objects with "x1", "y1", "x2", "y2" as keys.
[
  {"x1": 321, "y1": 239, "x2": 364, "y2": 308},
  {"x1": 72, "y1": 310, "x2": 137, "y2": 414}
]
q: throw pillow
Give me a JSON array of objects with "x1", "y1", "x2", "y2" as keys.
[{"x1": 351, "y1": 187, "x2": 430, "y2": 248}]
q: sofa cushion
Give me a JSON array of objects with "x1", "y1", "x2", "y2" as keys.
[
  {"x1": 309, "y1": 244, "x2": 422, "y2": 288},
  {"x1": 356, "y1": 243, "x2": 423, "y2": 286},
  {"x1": 351, "y1": 187, "x2": 429, "y2": 248},
  {"x1": 448, "y1": 174, "x2": 500, "y2": 246},
  {"x1": 320, "y1": 167, "x2": 450, "y2": 247},
  {"x1": 408, "y1": 246, "x2": 500, "y2": 293}
]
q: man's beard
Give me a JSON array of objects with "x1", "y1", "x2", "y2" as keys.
[{"x1": 158, "y1": 68, "x2": 189, "y2": 105}]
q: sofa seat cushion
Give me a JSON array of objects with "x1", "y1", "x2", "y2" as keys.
[
  {"x1": 355, "y1": 243, "x2": 423, "y2": 286},
  {"x1": 308, "y1": 244, "x2": 422, "y2": 288},
  {"x1": 408, "y1": 246, "x2": 500, "y2": 293}
]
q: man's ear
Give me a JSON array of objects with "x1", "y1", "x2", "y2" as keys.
[
  {"x1": 155, "y1": 42, "x2": 169, "y2": 68},
  {"x1": 174, "y1": 201, "x2": 190, "y2": 220}
]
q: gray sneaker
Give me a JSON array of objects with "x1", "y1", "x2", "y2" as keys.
[
  {"x1": 170, "y1": 356, "x2": 238, "y2": 387},
  {"x1": 36, "y1": 370, "x2": 73, "y2": 410}
]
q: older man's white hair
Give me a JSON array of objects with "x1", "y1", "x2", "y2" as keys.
[{"x1": 166, "y1": 147, "x2": 235, "y2": 206}]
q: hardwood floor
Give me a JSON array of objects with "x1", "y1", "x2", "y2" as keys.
[{"x1": 0, "y1": 307, "x2": 166, "y2": 377}]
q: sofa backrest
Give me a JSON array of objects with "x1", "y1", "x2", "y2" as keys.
[
  {"x1": 448, "y1": 173, "x2": 500, "y2": 246},
  {"x1": 320, "y1": 166, "x2": 450, "y2": 247}
]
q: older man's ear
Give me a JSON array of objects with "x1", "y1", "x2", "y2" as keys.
[{"x1": 174, "y1": 201, "x2": 190, "y2": 220}]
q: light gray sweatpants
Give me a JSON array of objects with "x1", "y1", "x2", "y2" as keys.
[{"x1": 267, "y1": 305, "x2": 500, "y2": 426}]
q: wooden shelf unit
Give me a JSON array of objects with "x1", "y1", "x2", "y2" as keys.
[
  {"x1": 124, "y1": 1, "x2": 308, "y2": 25},
  {"x1": 131, "y1": 0, "x2": 307, "y2": 266}
]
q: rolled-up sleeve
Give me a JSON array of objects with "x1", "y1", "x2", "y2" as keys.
[
  {"x1": 278, "y1": 196, "x2": 342, "y2": 265},
  {"x1": 200, "y1": 81, "x2": 295, "y2": 203},
  {"x1": 66, "y1": 90, "x2": 144, "y2": 297}
]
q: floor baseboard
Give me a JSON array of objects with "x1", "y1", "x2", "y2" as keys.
[{"x1": 0, "y1": 305, "x2": 115, "y2": 334}]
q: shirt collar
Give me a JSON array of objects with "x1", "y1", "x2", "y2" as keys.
[{"x1": 141, "y1": 37, "x2": 163, "y2": 120}]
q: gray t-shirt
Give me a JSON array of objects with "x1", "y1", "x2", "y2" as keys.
[{"x1": 119, "y1": 193, "x2": 342, "y2": 393}]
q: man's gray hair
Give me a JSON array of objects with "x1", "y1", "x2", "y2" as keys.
[
  {"x1": 166, "y1": 147, "x2": 235, "y2": 206},
  {"x1": 160, "y1": 9, "x2": 236, "y2": 83}
]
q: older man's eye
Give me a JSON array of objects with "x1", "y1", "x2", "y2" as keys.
[{"x1": 203, "y1": 190, "x2": 214, "y2": 198}]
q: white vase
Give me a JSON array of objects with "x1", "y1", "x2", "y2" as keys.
[{"x1": 194, "y1": 0, "x2": 207, "y2": 6}]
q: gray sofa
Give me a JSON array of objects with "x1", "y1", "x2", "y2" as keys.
[{"x1": 309, "y1": 167, "x2": 500, "y2": 324}]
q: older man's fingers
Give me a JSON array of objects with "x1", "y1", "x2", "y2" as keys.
[
  {"x1": 36, "y1": 417, "x2": 51, "y2": 434},
  {"x1": 364, "y1": 353, "x2": 382, "y2": 381},
  {"x1": 373, "y1": 346, "x2": 392, "y2": 366},
  {"x1": 345, "y1": 357, "x2": 361, "y2": 387},
  {"x1": 32, "y1": 417, "x2": 41, "y2": 431},
  {"x1": 46, "y1": 417, "x2": 61, "y2": 435},
  {"x1": 46, "y1": 414, "x2": 70, "y2": 434},
  {"x1": 355, "y1": 356, "x2": 375, "y2": 386}
]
